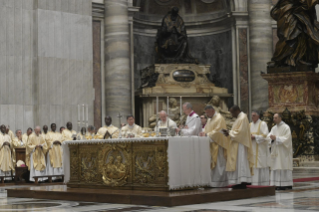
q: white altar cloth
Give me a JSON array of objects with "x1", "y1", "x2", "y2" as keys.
[{"x1": 62, "y1": 136, "x2": 211, "y2": 190}]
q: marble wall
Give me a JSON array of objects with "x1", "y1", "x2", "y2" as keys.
[
  {"x1": 93, "y1": 20, "x2": 102, "y2": 129},
  {"x1": 134, "y1": 31, "x2": 233, "y2": 106},
  {"x1": 248, "y1": 0, "x2": 272, "y2": 113},
  {"x1": 133, "y1": 35, "x2": 155, "y2": 88},
  {"x1": 188, "y1": 31, "x2": 233, "y2": 100},
  {"x1": 0, "y1": 0, "x2": 35, "y2": 132},
  {"x1": 0, "y1": 0, "x2": 94, "y2": 132},
  {"x1": 37, "y1": 0, "x2": 94, "y2": 131}
]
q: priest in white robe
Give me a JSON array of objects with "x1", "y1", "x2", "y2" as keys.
[
  {"x1": 176, "y1": 102, "x2": 201, "y2": 136},
  {"x1": 13, "y1": 129, "x2": 26, "y2": 148},
  {"x1": 266, "y1": 113, "x2": 293, "y2": 190},
  {"x1": 6, "y1": 126, "x2": 16, "y2": 168},
  {"x1": 122, "y1": 115, "x2": 143, "y2": 138},
  {"x1": 41, "y1": 125, "x2": 49, "y2": 142},
  {"x1": 27, "y1": 126, "x2": 48, "y2": 182},
  {"x1": 222, "y1": 105, "x2": 254, "y2": 189},
  {"x1": 61, "y1": 122, "x2": 77, "y2": 142},
  {"x1": 96, "y1": 116, "x2": 119, "y2": 139},
  {"x1": 22, "y1": 128, "x2": 33, "y2": 144},
  {"x1": 250, "y1": 111, "x2": 270, "y2": 186},
  {"x1": 0, "y1": 125, "x2": 14, "y2": 179},
  {"x1": 77, "y1": 127, "x2": 87, "y2": 140},
  {"x1": 85, "y1": 125, "x2": 96, "y2": 140},
  {"x1": 155, "y1": 110, "x2": 177, "y2": 131},
  {"x1": 23, "y1": 128, "x2": 33, "y2": 171},
  {"x1": 200, "y1": 105, "x2": 229, "y2": 187},
  {"x1": 46, "y1": 123, "x2": 63, "y2": 180}
]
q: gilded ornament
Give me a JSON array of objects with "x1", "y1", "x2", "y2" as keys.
[
  {"x1": 98, "y1": 144, "x2": 131, "y2": 187},
  {"x1": 134, "y1": 150, "x2": 155, "y2": 184},
  {"x1": 80, "y1": 152, "x2": 98, "y2": 183}
]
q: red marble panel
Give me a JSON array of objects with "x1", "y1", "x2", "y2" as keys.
[
  {"x1": 93, "y1": 21, "x2": 102, "y2": 129},
  {"x1": 238, "y1": 28, "x2": 249, "y2": 114}
]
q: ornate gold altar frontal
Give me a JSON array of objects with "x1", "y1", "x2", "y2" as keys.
[{"x1": 68, "y1": 139, "x2": 169, "y2": 190}]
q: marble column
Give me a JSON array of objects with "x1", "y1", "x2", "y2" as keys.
[
  {"x1": 104, "y1": 0, "x2": 131, "y2": 127},
  {"x1": 248, "y1": 0, "x2": 272, "y2": 112}
]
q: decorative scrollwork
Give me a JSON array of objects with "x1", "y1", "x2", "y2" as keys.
[
  {"x1": 70, "y1": 147, "x2": 79, "y2": 179},
  {"x1": 67, "y1": 140, "x2": 170, "y2": 190},
  {"x1": 155, "y1": 147, "x2": 167, "y2": 178},
  {"x1": 134, "y1": 150, "x2": 156, "y2": 184},
  {"x1": 80, "y1": 152, "x2": 98, "y2": 183}
]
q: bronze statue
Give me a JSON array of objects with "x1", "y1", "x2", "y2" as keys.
[
  {"x1": 268, "y1": 0, "x2": 319, "y2": 68},
  {"x1": 155, "y1": 7, "x2": 198, "y2": 64}
]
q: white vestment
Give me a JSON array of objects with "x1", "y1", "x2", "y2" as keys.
[
  {"x1": 250, "y1": 119, "x2": 270, "y2": 185},
  {"x1": 30, "y1": 153, "x2": 47, "y2": 182},
  {"x1": 155, "y1": 118, "x2": 177, "y2": 130},
  {"x1": 227, "y1": 112, "x2": 252, "y2": 185},
  {"x1": 204, "y1": 113, "x2": 229, "y2": 187},
  {"x1": 266, "y1": 121, "x2": 293, "y2": 187},
  {"x1": 46, "y1": 132, "x2": 63, "y2": 179},
  {"x1": 122, "y1": 124, "x2": 143, "y2": 138},
  {"x1": 227, "y1": 143, "x2": 251, "y2": 185},
  {"x1": 0, "y1": 134, "x2": 13, "y2": 179},
  {"x1": 28, "y1": 134, "x2": 48, "y2": 182},
  {"x1": 181, "y1": 111, "x2": 202, "y2": 136},
  {"x1": 211, "y1": 145, "x2": 228, "y2": 187}
]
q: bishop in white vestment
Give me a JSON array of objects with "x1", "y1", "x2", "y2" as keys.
[
  {"x1": 96, "y1": 116, "x2": 119, "y2": 139},
  {"x1": 155, "y1": 111, "x2": 177, "y2": 131},
  {"x1": 122, "y1": 115, "x2": 143, "y2": 138},
  {"x1": 200, "y1": 105, "x2": 230, "y2": 187},
  {"x1": 61, "y1": 122, "x2": 77, "y2": 142},
  {"x1": 266, "y1": 113, "x2": 293, "y2": 190},
  {"x1": 250, "y1": 111, "x2": 270, "y2": 185},
  {"x1": 177, "y1": 102, "x2": 201, "y2": 136}
]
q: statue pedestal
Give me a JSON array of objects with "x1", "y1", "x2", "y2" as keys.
[
  {"x1": 261, "y1": 71, "x2": 319, "y2": 116},
  {"x1": 262, "y1": 69, "x2": 319, "y2": 162}
]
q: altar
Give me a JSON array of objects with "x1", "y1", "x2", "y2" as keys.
[
  {"x1": 8, "y1": 136, "x2": 275, "y2": 205},
  {"x1": 62, "y1": 137, "x2": 211, "y2": 191}
]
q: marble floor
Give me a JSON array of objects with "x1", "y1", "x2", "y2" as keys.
[{"x1": 1, "y1": 177, "x2": 319, "y2": 212}]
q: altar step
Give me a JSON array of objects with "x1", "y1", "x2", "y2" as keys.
[{"x1": 6, "y1": 185, "x2": 275, "y2": 207}]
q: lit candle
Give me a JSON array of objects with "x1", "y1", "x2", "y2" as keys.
[
  {"x1": 86, "y1": 104, "x2": 88, "y2": 123},
  {"x1": 82, "y1": 104, "x2": 85, "y2": 121}
]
